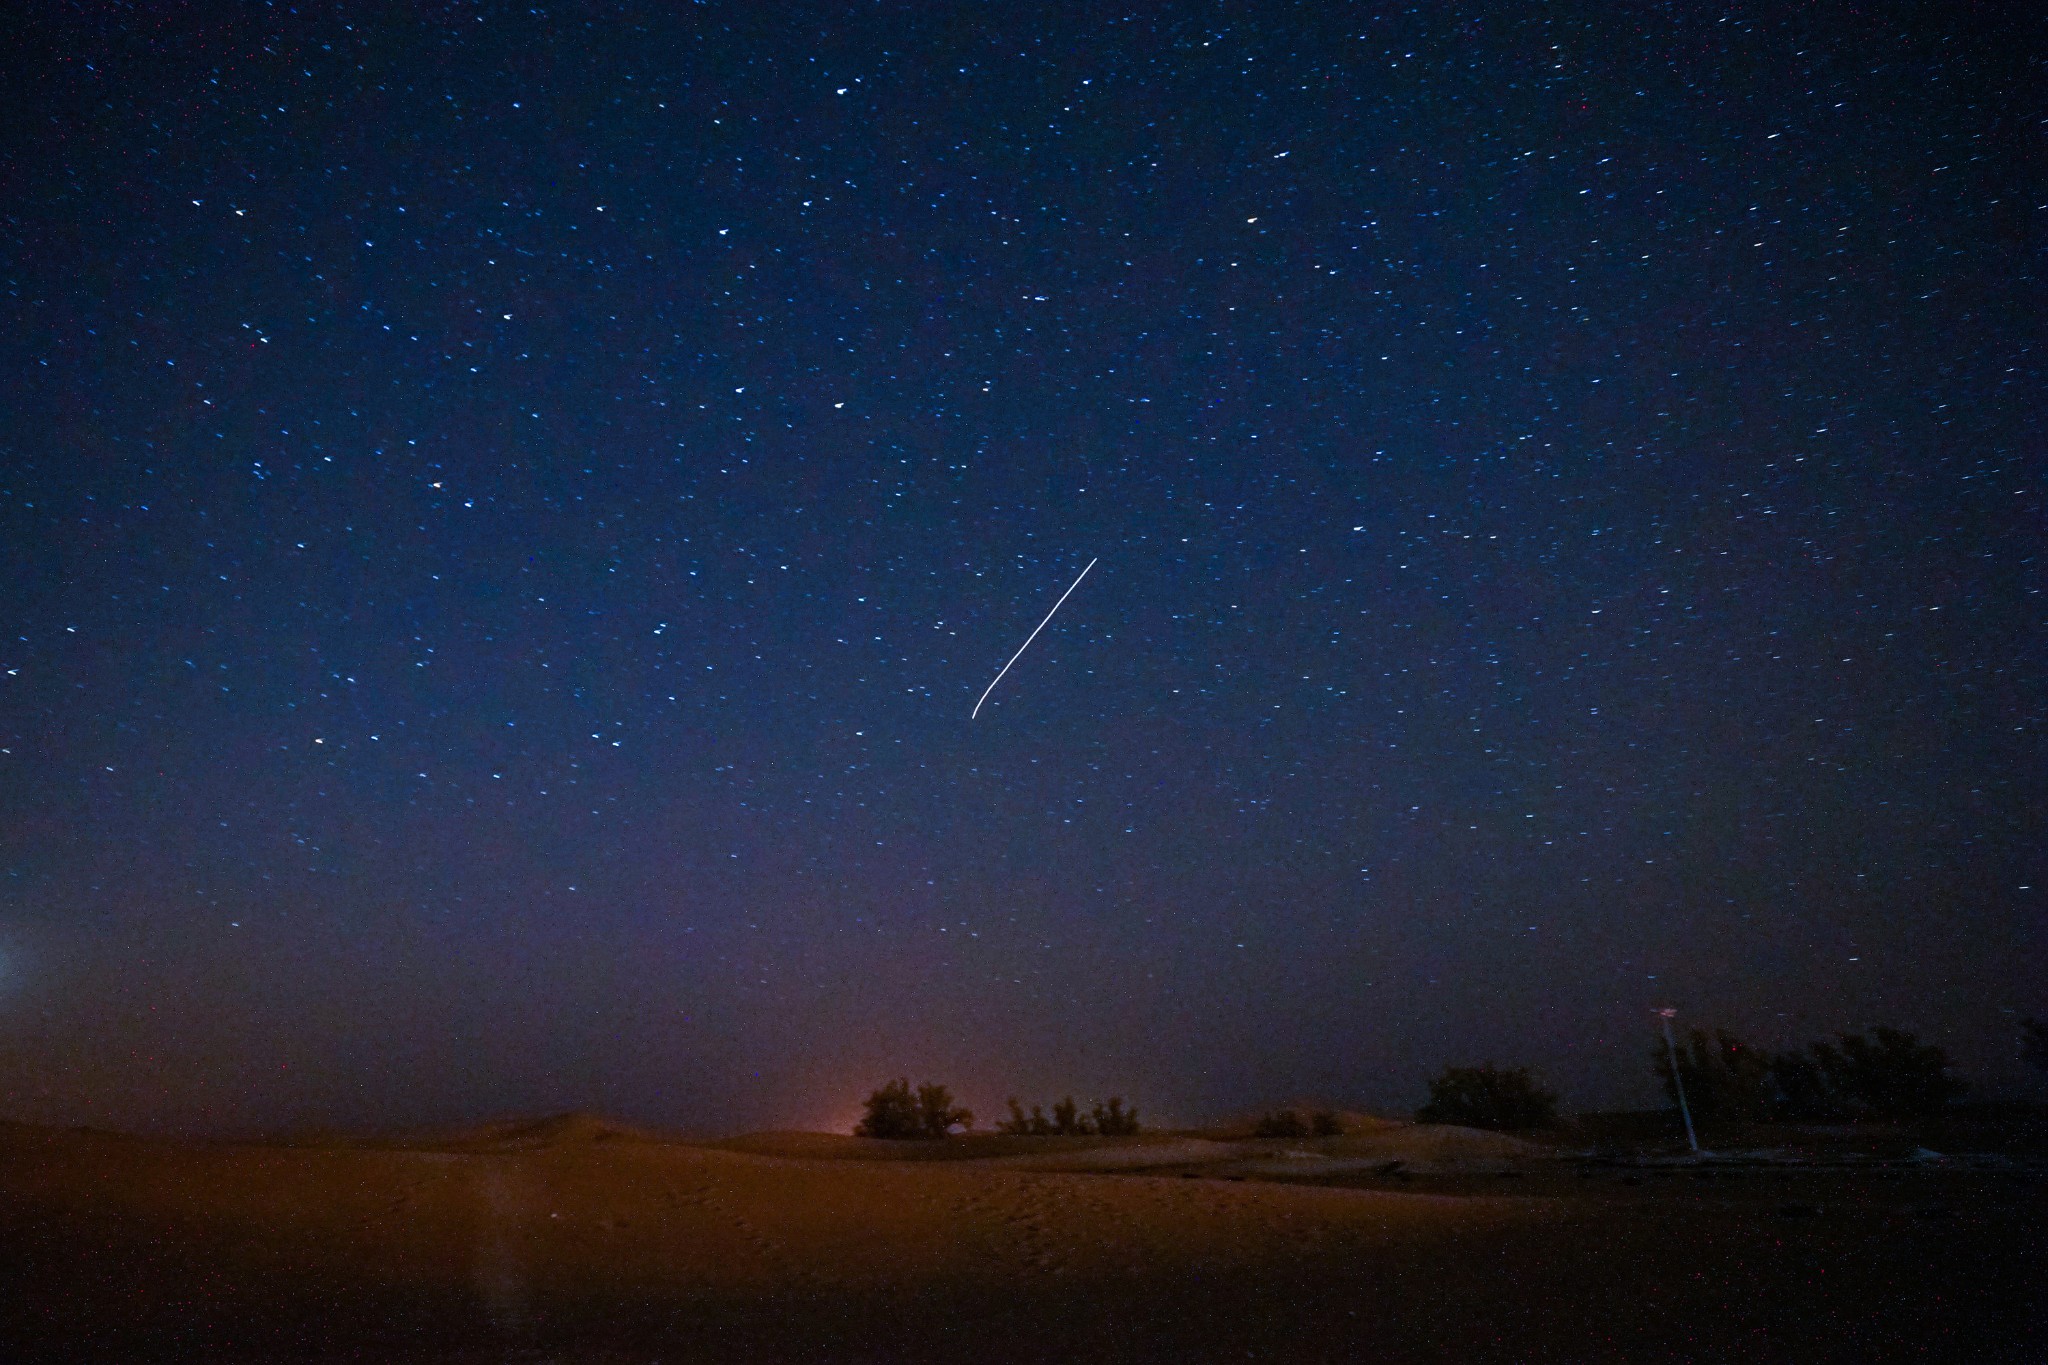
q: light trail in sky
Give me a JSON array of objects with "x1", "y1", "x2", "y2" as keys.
[{"x1": 971, "y1": 557, "x2": 1098, "y2": 719}]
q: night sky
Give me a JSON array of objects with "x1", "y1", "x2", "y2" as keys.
[{"x1": 3, "y1": 3, "x2": 2041, "y2": 1136}]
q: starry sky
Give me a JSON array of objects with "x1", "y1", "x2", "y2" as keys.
[{"x1": 2, "y1": 3, "x2": 2041, "y2": 1136}]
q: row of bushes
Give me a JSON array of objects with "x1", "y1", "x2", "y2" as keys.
[
  {"x1": 1417, "y1": 1065, "x2": 1560, "y2": 1130},
  {"x1": 856, "y1": 1021, "x2": 2030, "y2": 1139},
  {"x1": 997, "y1": 1095, "x2": 1140, "y2": 1136},
  {"x1": 852, "y1": 1080, "x2": 974, "y2": 1139},
  {"x1": 854, "y1": 1081, "x2": 1141, "y2": 1139},
  {"x1": 1253, "y1": 1109, "x2": 1345, "y2": 1138},
  {"x1": 1426, "y1": 1025, "x2": 1981, "y2": 1132},
  {"x1": 1653, "y1": 1025, "x2": 1965, "y2": 1124}
]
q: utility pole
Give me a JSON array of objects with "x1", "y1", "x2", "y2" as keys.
[{"x1": 1657, "y1": 1007, "x2": 1700, "y2": 1155}]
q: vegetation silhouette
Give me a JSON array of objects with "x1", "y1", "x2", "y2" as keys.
[
  {"x1": 1415, "y1": 1064, "x2": 1559, "y2": 1130},
  {"x1": 1651, "y1": 1028, "x2": 1777, "y2": 1125},
  {"x1": 994, "y1": 1095, "x2": 1140, "y2": 1136},
  {"x1": 854, "y1": 1080, "x2": 972, "y2": 1139},
  {"x1": 997, "y1": 1099, "x2": 1054, "y2": 1136},
  {"x1": 1252, "y1": 1109, "x2": 1309, "y2": 1139},
  {"x1": 2020, "y1": 1018, "x2": 2047, "y2": 1074},
  {"x1": 1245, "y1": 1113, "x2": 1343, "y2": 1146},
  {"x1": 1251, "y1": 1107, "x2": 1345, "y2": 1139},
  {"x1": 1091, "y1": 1097, "x2": 1141, "y2": 1136},
  {"x1": 1653, "y1": 1025, "x2": 1964, "y2": 1125},
  {"x1": 852, "y1": 1020, "x2": 1970, "y2": 1148},
  {"x1": 1767, "y1": 1047, "x2": 1838, "y2": 1122},
  {"x1": 1816, "y1": 1028, "x2": 1964, "y2": 1119}
]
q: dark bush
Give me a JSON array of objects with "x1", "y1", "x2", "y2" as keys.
[
  {"x1": 1652, "y1": 1028, "x2": 1775, "y2": 1125},
  {"x1": 854, "y1": 1079, "x2": 971, "y2": 1139},
  {"x1": 998, "y1": 1099, "x2": 1048, "y2": 1135},
  {"x1": 1816, "y1": 1028, "x2": 1964, "y2": 1119},
  {"x1": 999, "y1": 1095, "x2": 1138, "y2": 1137},
  {"x1": 2022, "y1": 1018, "x2": 2048, "y2": 1074},
  {"x1": 1649, "y1": 1024, "x2": 1967, "y2": 1124},
  {"x1": 854, "y1": 1079, "x2": 922, "y2": 1139},
  {"x1": 1415, "y1": 1064, "x2": 1559, "y2": 1130},
  {"x1": 1090, "y1": 1097, "x2": 1141, "y2": 1136},
  {"x1": 916, "y1": 1082, "x2": 973, "y2": 1138},
  {"x1": 1253, "y1": 1109, "x2": 1310, "y2": 1139},
  {"x1": 1767, "y1": 1048, "x2": 1841, "y2": 1121},
  {"x1": 1249, "y1": 1108, "x2": 1343, "y2": 1137}
]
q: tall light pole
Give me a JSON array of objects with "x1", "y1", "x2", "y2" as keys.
[{"x1": 1657, "y1": 1007, "x2": 1700, "y2": 1155}]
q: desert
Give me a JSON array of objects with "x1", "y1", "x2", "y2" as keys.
[
  {"x1": 6, "y1": 4, "x2": 2043, "y2": 1360},
  {"x1": 4, "y1": 1112, "x2": 2040, "y2": 1362}
]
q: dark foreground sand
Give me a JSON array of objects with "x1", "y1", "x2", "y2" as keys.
[{"x1": 1, "y1": 1116, "x2": 2040, "y2": 1362}]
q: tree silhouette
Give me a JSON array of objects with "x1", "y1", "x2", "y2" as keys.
[
  {"x1": 1089, "y1": 1097, "x2": 1140, "y2": 1136},
  {"x1": 854, "y1": 1079, "x2": 922, "y2": 1139},
  {"x1": 1816, "y1": 1028, "x2": 1963, "y2": 1119},
  {"x1": 1767, "y1": 1047, "x2": 1840, "y2": 1121},
  {"x1": 1000, "y1": 1096, "x2": 1135, "y2": 1136},
  {"x1": 915, "y1": 1082, "x2": 973, "y2": 1138},
  {"x1": 1415, "y1": 1064, "x2": 1558, "y2": 1130},
  {"x1": 1646, "y1": 1024, "x2": 1967, "y2": 1124},
  {"x1": 1253, "y1": 1109, "x2": 1310, "y2": 1139},
  {"x1": 854, "y1": 1079, "x2": 970, "y2": 1139},
  {"x1": 2022, "y1": 1018, "x2": 2048, "y2": 1074},
  {"x1": 1651, "y1": 1028, "x2": 1775, "y2": 1126}
]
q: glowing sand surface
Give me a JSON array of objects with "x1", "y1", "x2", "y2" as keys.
[{"x1": 1, "y1": 1117, "x2": 2036, "y2": 1361}]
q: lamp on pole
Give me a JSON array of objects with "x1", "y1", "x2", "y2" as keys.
[{"x1": 1656, "y1": 1007, "x2": 1700, "y2": 1155}]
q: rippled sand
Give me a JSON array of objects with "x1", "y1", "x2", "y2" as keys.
[{"x1": 2, "y1": 1116, "x2": 2037, "y2": 1362}]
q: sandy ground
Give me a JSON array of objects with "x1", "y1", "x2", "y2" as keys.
[{"x1": 1, "y1": 1116, "x2": 2040, "y2": 1362}]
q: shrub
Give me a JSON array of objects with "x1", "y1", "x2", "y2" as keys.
[
  {"x1": 2023, "y1": 1018, "x2": 2048, "y2": 1074},
  {"x1": 1251, "y1": 1108, "x2": 1342, "y2": 1138},
  {"x1": 854, "y1": 1079, "x2": 971, "y2": 1138},
  {"x1": 999, "y1": 1095, "x2": 1139, "y2": 1136},
  {"x1": 998, "y1": 1098, "x2": 1058, "y2": 1136},
  {"x1": 1253, "y1": 1109, "x2": 1310, "y2": 1139},
  {"x1": 1090, "y1": 1097, "x2": 1141, "y2": 1136},
  {"x1": 1415, "y1": 1064, "x2": 1558, "y2": 1130},
  {"x1": 1815, "y1": 1028, "x2": 1963, "y2": 1120},
  {"x1": 1649, "y1": 1024, "x2": 1968, "y2": 1124},
  {"x1": 1767, "y1": 1047, "x2": 1841, "y2": 1121},
  {"x1": 854, "y1": 1079, "x2": 922, "y2": 1139},
  {"x1": 915, "y1": 1082, "x2": 973, "y2": 1138},
  {"x1": 1652, "y1": 1028, "x2": 1776, "y2": 1126}
]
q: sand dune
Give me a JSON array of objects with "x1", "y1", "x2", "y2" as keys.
[
  {"x1": 982, "y1": 1136, "x2": 1240, "y2": 1170},
  {"x1": 2, "y1": 1116, "x2": 2037, "y2": 1362},
  {"x1": 1, "y1": 1118, "x2": 1518, "y2": 1300}
]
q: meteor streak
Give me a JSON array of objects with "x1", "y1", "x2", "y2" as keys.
[{"x1": 971, "y1": 557, "x2": 1098, "y2": 719}]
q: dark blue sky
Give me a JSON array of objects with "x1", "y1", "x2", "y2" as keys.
[{"x1": 3, "y1": 2, "x2": 2040, "y2": 1134}]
